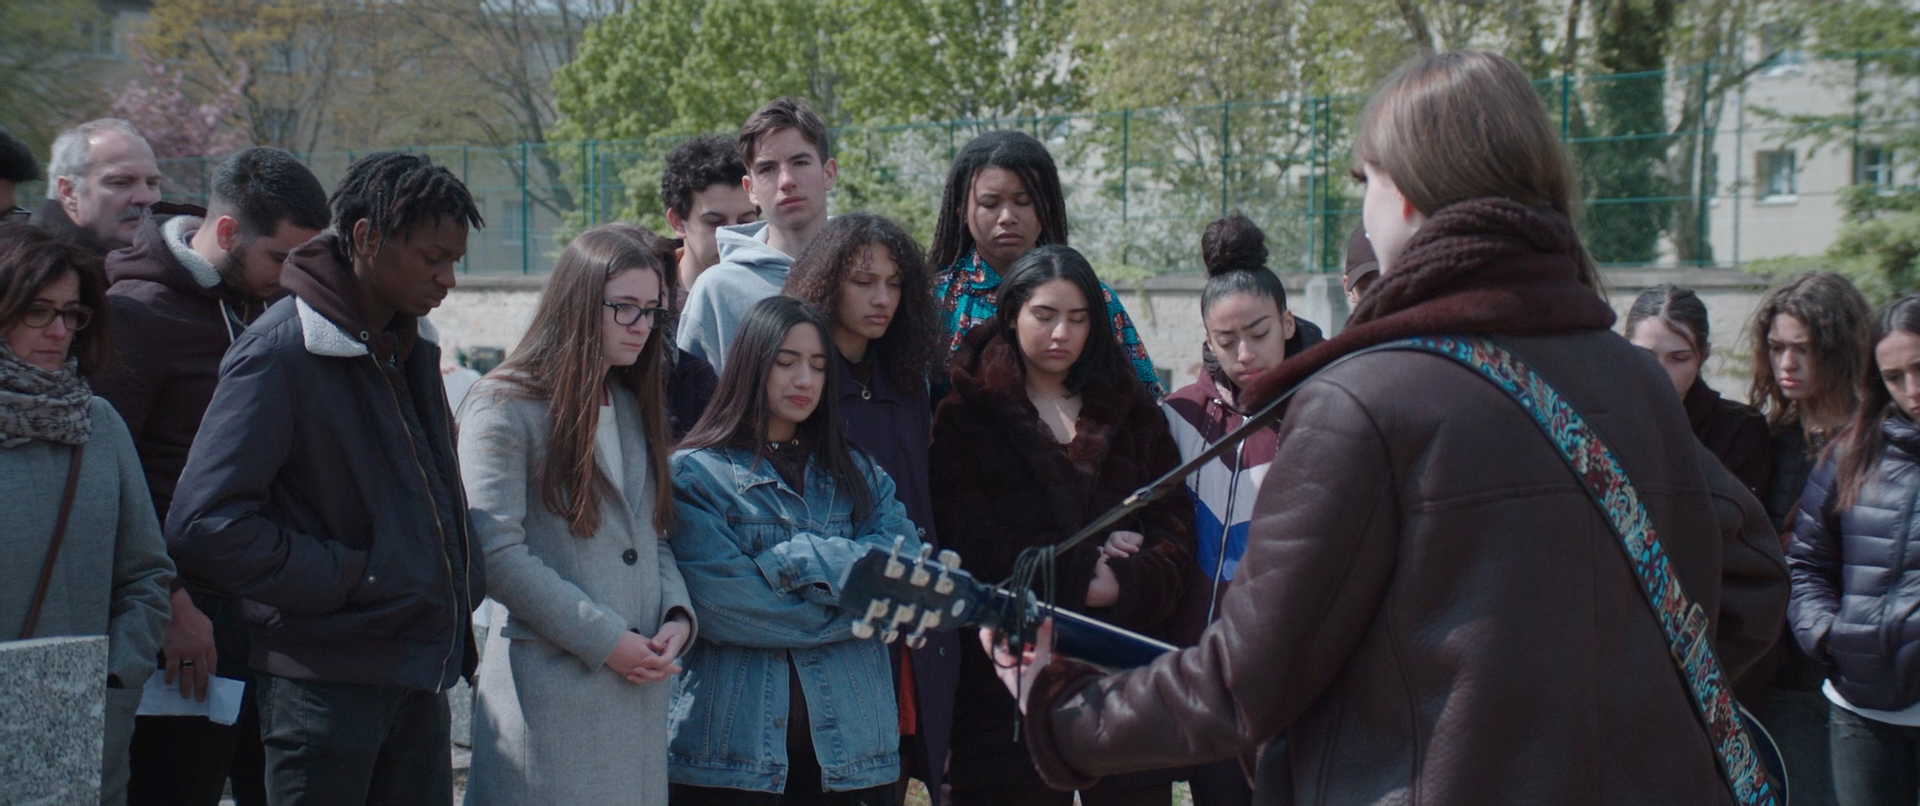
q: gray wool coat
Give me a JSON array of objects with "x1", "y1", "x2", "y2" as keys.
[
  {"x1": 456, "y1": 379, "x2": 696, "y2": 806},
  {"x1": 0, "y1": 397, "x2": 175, "y2": 806}
]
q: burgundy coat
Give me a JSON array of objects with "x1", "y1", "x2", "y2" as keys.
[{"x1": 929, "y1": 324, "x2": 1194, "y2": 789}]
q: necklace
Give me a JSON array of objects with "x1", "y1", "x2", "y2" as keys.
[{"x1": 849, "y1": 376, "x2": 872, "y2": 400}]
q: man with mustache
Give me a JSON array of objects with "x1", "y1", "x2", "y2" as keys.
[
  {"x1": 676, "y1": 97, "x2": 836, "y2": 372},
  {"x1": 92, "y1": 147, "x2": 330, "y2": 806},
  {"x1": 32, "y1": 118, "x2": 164, "y2": 256}
]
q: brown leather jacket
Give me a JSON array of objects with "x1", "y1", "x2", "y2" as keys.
[{"x1": 1024, "y1": 331, "x2": 1788, "y2": 805}]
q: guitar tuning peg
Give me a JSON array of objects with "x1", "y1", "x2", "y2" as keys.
[
  {"x1": 890, "y1": 604, "x2": 919, "y2": 631},
  {"x1": 884, "y1": 536, "x2": 908, "y2": 579},
  {"x1": 881, "y1": 628, "x2": 899, "y2": 644},
  {"x1": 864, "y1": 598, "x2": 892, "y2": 623},
  {"x1": 905, "y1": 632, "x2": 927, "y2": 650},
  {"x1": 937, "y1": 549, "x2": 961, "y2": 570},
  {"x1": 851, "y1": 620, "x2": 875, "y2": 640},
  {"x1": 909, "y1": 543, "x2": 935, "y2": 586}
]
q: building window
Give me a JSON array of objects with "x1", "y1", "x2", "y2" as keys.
[
  {"x1": 1760, "y1": 23, "x2": 1805, "y2": 73},
  {"x1": 501, "y1": 200, "x2": 525, "y2": 245},
  {"x1": 1856, "y1": 144, "x2": 1895, "y2": 188},
  {"x1": 1757, "y1": 150, "x2": 1796, "y2": 200}
]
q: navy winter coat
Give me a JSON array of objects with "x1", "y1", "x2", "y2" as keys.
[{"x1": 1789, "y1": 412, "x2": 1920, "y2": 711}]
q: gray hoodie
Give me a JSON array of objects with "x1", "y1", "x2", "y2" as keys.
[{"x1": 675, "y1": 221, "x2": 793, "y2": 372}]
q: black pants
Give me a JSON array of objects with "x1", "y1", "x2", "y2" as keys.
[
  {"x1": 1831, "y1": 705, "x2": 1920, "y2": 806},
  {"x1": 254, "y1": 675, "x2": 451, "y2": 806},
  {"x1": 129, "y1": 594, "x2": 267, "y2": 806}
]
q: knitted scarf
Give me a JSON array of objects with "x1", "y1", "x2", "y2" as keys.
[
  {"x1": 1239, "y1": 197, "x2": 1616, "y2": 410},
  {"x1": 0, "y1": 340, "x2": 92, "y2": 448}
]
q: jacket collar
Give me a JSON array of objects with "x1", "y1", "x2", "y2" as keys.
[
  {"x1": 948, "y1": 325, "x2": 1134, "y2": 483},
  {"x1": 296, "y1": 297, "x2": 437, "y2": 358},
  {"x1": 161, "y1": 215, "x2": 222, "y2": 289}
]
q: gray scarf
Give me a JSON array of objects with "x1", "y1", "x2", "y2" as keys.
[{"x1": 0, "y1": 341, "x2": 92, "y2": 448}]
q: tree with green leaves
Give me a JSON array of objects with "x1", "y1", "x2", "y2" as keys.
[
  {"x1": 550, "y1": 0, "x2": 1082, "y2": 235},
  {"x1": 0, "y1": 0, "x2": 107, "y2": 150},
  {"x1": 1751, "y1": 0, "x2": 1920, "y2": 300}
]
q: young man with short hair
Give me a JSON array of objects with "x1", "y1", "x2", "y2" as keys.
[
  {"x1": 676, "y1": 97, "x2": 835, "y2": 370},
  {"x1": 33, "y1": 118, "x2": 164, "y2": 254},
  {"x1": 92, "y1": 146, "x2": 330, "y2": 806},
  {"x1": 659, "y1": 134, "x2": 758, "y2": 308},
  {"x1": 167, "y1": 152, "x2": 487, "y2": 806}
]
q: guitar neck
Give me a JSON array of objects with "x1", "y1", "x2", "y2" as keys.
[{"x1": 972, "y1": 587, "x2": 1178, "y2": 671}]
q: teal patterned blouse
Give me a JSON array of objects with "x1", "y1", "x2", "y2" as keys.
[{"x1": 931, "y1": 249, "x2": 1165, "y2": 399}]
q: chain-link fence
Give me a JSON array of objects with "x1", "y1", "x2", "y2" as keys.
[{"x1": 155, "y1": 50, "x2": 1917, "y2": 276}]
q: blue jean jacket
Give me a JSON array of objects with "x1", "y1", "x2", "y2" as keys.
[{"x1": 667, "y1": 446, "x2": 922, "y2": 793}]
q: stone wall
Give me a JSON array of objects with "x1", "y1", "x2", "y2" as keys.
[
  {"x1": 434, "y1": 266, "x2": 1776, "y2": 400},
  {"x1": 0, "y1": 636, "x2": 107, "y2": 805}
]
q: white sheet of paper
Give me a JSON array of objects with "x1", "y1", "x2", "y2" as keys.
[{"x1": 136, "y1": 670, "x2": 245, "y2": 726}]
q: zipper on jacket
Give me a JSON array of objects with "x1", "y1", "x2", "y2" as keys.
[{"x1": 370, "y1": 358, "x2": 462, "y2": 692}]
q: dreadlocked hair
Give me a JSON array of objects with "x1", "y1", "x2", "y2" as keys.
[
  {"x1": 927, "y1": 131, "x2": 1069, "y2": 273},
  {"x1": 329, "y1": 151, "x2": 484, "y2": 262}
]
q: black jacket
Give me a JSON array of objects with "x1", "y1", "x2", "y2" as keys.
[
  {"x1": 93, "y1": 211, "x2": 267, "y2": 525},
  {"x1": 1789, "y1": 413, "x2": 1920, "y2": 711},
  {"x1": 165, "y1": 235, "x2": 483, "y2": 691}
]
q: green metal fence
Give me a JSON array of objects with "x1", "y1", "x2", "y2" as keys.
[{"x1": 155, "y1": 50, "x2": 1918, "y2": 276}]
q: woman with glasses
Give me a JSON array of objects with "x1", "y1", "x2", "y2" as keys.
[
  {"x1": 458, "y1": 223, "x2": 695, "y2": 805},
  {"x1": 0, "y1": 222, "x2": 175, "y2": 804}
]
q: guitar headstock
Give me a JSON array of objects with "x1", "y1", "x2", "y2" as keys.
[{"x1": 837, "y1": 537, "x2": 986, "y2": 648}]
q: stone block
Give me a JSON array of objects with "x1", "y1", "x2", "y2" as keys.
[{"x1": 0, "y1": 635, "x2": 107, "y2": 806}]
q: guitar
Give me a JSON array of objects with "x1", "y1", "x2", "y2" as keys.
[{"x1": 836, "y1": 537, "x2": 1791, "y2": 803}]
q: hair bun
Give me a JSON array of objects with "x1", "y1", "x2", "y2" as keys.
[{"x1": 1202, "y1": 213, "x2": 1269, "y2": 277}]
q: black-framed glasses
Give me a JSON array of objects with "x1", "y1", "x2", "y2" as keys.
[
  {"x1": 602, "y1": 300, "x2": 669, "y2": 328},
  {"x1": 22, "y1": 304, "x2": 93, "y2": 331},
  {"x1": 2, "y1": 206, "x2": 30, "y2": 223}
]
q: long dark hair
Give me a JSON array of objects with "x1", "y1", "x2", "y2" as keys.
[
  {"x1": 927, "y1": 131, "x2": 1069, "y2": 272},
  {"x1": 1745, "y1": 272, "x2": 1872, "y2": 437},
  {"x1": 483, "y1": 224, "x2": 675, "y2": 537},
  {"x1": 1624, "y1": 284, "x2": 1710, "y2": 356},
  {"x1": 782, "y1": 212, "x2": 940, "y2": 390},
  {"x1": 1836, "y1": 295, "x2": 1920, "y2": 508},
  {"x1": 995, "y1": 245, "x2": 1132, "y2": 394},
  {"x1": 679, "y1": 296, "x2": 874, "y2": 517}
]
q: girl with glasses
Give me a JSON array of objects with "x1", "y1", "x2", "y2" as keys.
[{"x1": 459, "y1": 223, "x2": 694, "y2": 805}]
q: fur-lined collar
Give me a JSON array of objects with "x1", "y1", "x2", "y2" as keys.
[
  {"x1": 296, "y1": 298, "x2": 439, "y2": 358},
  {"x1": 161, "y1": 215, "x2": 221, "y2": 289},
  {"x1": 946, "y1": 326, "x2": 1139, "y2": 492}
]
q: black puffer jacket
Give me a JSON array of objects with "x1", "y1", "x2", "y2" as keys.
[{"x1": 1788, "y1": 412, "x2": 1920, "y2": 711}]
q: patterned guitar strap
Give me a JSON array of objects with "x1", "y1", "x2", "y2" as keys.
[{"x1": 1384, "y1": 335, "x2": 1781, "y2": 806}]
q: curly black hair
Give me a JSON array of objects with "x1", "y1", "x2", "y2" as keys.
[
  {"x1": 328, "y1": 152, "x2": 483, "y2": 260},
  {"x1": 781, "y1": 212, "x2": 941, "y2": 391},
  {"x1": 659, "y1": 134, "x2": 748, "y2": 220},
  {"x1": 0, "y1": 126, "x2": 41, "y2": 185}
]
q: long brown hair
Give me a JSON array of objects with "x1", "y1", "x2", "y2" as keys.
[
  {"x1": 486, "y1": 224, "x2": 675, "y2": 537},
  {"x1": 1836, "y1": 295, "x2": 1920, "y2": 508},
  {"x1": 1353, "y1": 50, "x2": 1601, "y2": 292},
  {"x1": 1745, "y1": 272, "x2": 1872, "y2": 439},
  {"x1": 782, "y1": 212, "x2": 941, "y2": 390}
]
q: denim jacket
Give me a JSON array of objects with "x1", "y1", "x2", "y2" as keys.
[{"x1": 667, "y1": 445, "x2": 921, "y2": 793}]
